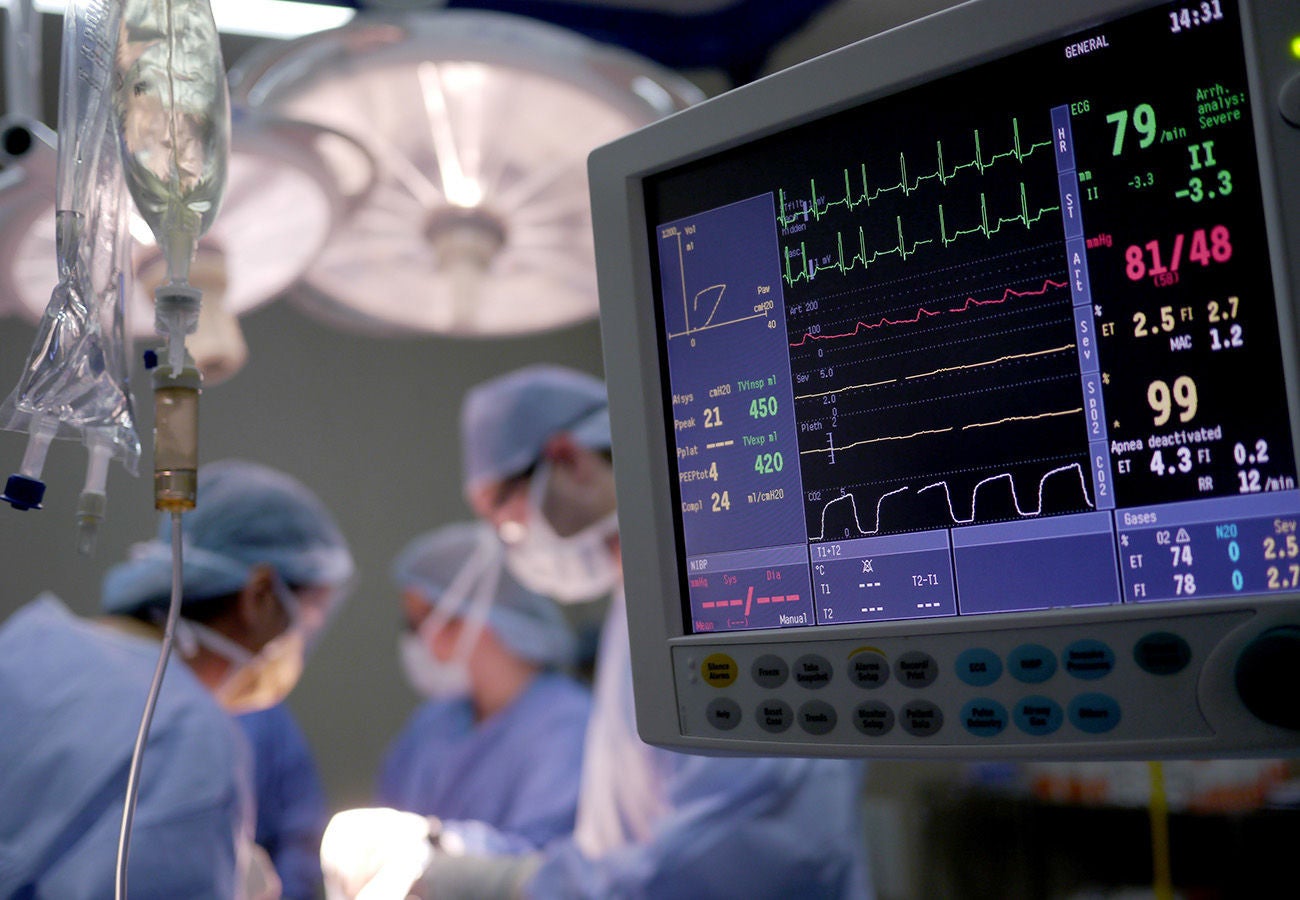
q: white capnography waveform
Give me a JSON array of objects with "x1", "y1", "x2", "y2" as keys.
[{"x1": 814, "y1": 462, "x2": 1093, "y2": 540}]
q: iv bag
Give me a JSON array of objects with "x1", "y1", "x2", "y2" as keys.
[
  {"x1": 115, "y1": 0, "x2": 230, "y2": 286},
  {"x1": 0, "y1": 0, "x2": 141, "y2": 475}
]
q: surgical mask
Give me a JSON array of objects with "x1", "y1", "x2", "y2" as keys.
[
  {"x1": 176, "y1": 579, "x2": 306, "y2": 713},
  {"x1": 501, "y1": 462, "x2": 619, "y2": 604},
  {"x1": 397, "y1": 533, "x2": 499, "y2": 700}
]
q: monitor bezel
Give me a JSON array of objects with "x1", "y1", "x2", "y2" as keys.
[{"x1": 590, "y1": 0, "x2": 1300, "y2": 753}]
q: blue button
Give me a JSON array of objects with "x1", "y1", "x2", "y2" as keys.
[
  {"x1": 1069, "y1": 693, "x2": 1121, "y2": 734},
  {"x1": 961, "y1": 699, "x2": 1008, "y2": 737},
  {"x1": 1009, "y1": 644, "x2": 1057, "y2": 684},
  {"x1": 955, "y1": 648, "x2": 1002, "y2": 687},
  {"x1": 1014, "y1": 695, "x2": 1063, "y2": 736},
  {"x1": 1065, "y1": 639, "x2": 1115, "y2": 680}
]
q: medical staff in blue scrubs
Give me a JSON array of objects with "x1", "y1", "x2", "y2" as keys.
[
  {"x1": 378, "y1": 522, "x2": 590, "y2": 852},
  {"x1": 321, "y1": 368, "x2": 872, "y2": 899},
  {"x1": 0, "y1": 460, "x2": 353, "y2": 900},
  {"x1": 238, "y1": 703, "x2": 330, "y2": 900}
]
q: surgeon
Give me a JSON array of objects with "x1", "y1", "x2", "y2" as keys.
[
  {"x1": 378, "y1": 521, "x2": 590, "y2": 850},
  {"x1": 321, "y1": 366, "x2": 872, "y2": 899},
  {"x1": 0, "y1": 459, "x2": 354, "y2": 899},
  {"x1": 238, "y1": 702, "x2": 331, "y2": 900}
]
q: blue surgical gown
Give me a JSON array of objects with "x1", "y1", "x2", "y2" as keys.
[
  {"x1": 525, "y1": 591, "x2": 874, "y2": 899},
  {"x1": 237, "y1": 703, "x2": 329, "y2": 900},
  {"x1": 0, "y1": 595, "x2": 252, "y2": 900},
  {"x1": 378, "y1": 671, "x2": 590, "y2": 850}
]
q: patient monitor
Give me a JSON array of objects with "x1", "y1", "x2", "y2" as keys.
[{"x1": 590, "y1": 0, "x2": 1300, "y2": 757}]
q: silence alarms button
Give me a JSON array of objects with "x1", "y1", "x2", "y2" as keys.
[
  {"x1": 1234, "y1": 625, "x2": 1300, "y2": 730},
  {"x1": 701, "y1": 653, "x2": 738, "y2": 688},
  {"x1": 706, "y1": 698, "x2": 742, "y2": 731}
]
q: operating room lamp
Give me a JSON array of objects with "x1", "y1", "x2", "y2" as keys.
[{"x1": 228, "y1": 9, "x2": 704, "y2": 337}]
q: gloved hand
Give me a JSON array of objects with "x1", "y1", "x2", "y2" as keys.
[{"x1": 320, "y1": 808, "x2": 436, "y2": 900}]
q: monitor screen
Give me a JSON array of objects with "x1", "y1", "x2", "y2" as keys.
[
  {"x1": 590, "y1": 0, "x2": 1300, "y2": 757},
  {"x1": 645, "y1": 0, "x2": 1297, "y2": 635}
]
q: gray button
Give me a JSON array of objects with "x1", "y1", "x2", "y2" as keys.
[
  {"x1": 792, "y1": 654, "x2": 833, "y2": 689},
  {"x1": 1281, "y1": 72, "x2": 1300, "y2": 127},
  {"x1": 798, "y1": 700, "x2": 838, "y2": 736},
  {"x1": 848, "y1": 651, "x2": 890, "y2": 689},
  {"x1": 757, "y1": 699, "x2": 793, "y2": 733},
  {"x1": 853, "y1": 701, "x2": 895, "y2": 737},
  {"x1": 900, "y1": 700, "x2": 944, "y2": 737},
  {"x1": 706, "y1": 698, "x2": 742, "y2": 731},
  {"x1": 895, "y1": 651, "x2": 939, "y2": 688},
  {"x1": 752, "y1": 654, "x2": 789, "y2": 689}
]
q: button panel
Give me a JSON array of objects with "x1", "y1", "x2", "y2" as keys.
[{"x1": 672, "y1": 607, "x2": 1265, "y2": 751}]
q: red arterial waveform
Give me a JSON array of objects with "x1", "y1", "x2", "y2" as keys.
[{"x1": 788, "y1": 278, "x2": 1068, "y2": 348}]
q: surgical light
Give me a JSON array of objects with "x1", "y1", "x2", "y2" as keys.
[{"x1": 229, "y1": 10, "x2": 703, "y2": 337}]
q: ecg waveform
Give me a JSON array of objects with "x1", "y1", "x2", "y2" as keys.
[
  {"x1": 812, "y1": 463, "x2": 1094, "y2": 540},
  {"x1": 789, "y1": 278, "x2": 1067, "y2": 348},
  {"x1": 783, "y1": 182, "x2": 1060, "y2": 285},
  {"x1": 776, "y1": 116, "x2": 1052, "y2": 227}
]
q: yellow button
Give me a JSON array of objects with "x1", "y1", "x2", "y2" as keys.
[{"x1": 702, "y1": 653, "x2": 738, "y2": 688}]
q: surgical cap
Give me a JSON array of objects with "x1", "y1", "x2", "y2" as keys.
[
  {"x1": 391, "y1": 522, "x2": 577, "y2": 668},
  {"x1": 102, "y1": 459, "x2": 355, "y2": 615},
  {"x1": 460, "y1": 364, "x2": 610, "y2": 492}
]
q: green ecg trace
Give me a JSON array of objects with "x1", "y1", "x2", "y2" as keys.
[
  {"x1": 776, "y1": 117, "x2": 1053, "y2": 227},
  {"x1": 783, "y1": 181, "x2": 1061, "y2": 285}
]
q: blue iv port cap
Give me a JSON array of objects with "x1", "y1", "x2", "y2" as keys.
[
  {"x1": 142, "y1": 349, "x2": 159, "y2": 370},
  {"x1": 2, "y1": 474, "x2": 46, "y2": 510}
]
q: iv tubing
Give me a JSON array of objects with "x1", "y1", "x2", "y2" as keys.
[
  {"x1": 19, "y1": 413, "x2": 57, "y2": 478},
  {"x1": 115, "y1": 512, "x2": 184, "y2": 899}
]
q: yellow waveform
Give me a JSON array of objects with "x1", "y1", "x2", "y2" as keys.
[
  {"x1": 906, "y1": 343, "x2": 1077, "y2": 380},
  {"x1": 961, "y1": 407, "x2": 1083, "y2": 430},
  {"x1": 800, "y1": 427, "x2": 954, "y2": 454}
]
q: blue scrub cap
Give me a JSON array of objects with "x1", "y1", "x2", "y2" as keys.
[
  {"x1": 460, "y1": 364, "x2": 610, "y2": 492},
  {"x1": 392, "y1": 522, "x2": 577, "y2": 668},
  {"x1": 102, "y1": 459, "x2": 355, "y2": 614}
]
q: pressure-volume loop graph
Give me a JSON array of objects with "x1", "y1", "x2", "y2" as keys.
[
  {"x1": 662, "y1": 228, "x2": 766, "y2": 341},
  {"x1": 776, "y1": 115, "x2": 1052, "y2": 227},
  {"x1": 782, "y1": 182, "x2": 1061, "y2": 286},
  {"x1": 789, "y1": 277, "x2": 1067, "y2": 348},
  {"x1": 658, "y1": 196, "x2": 786, "y2": 346},
  {"x1": 811, "y1": 462, "x2": 1094, "y2": 541}
]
